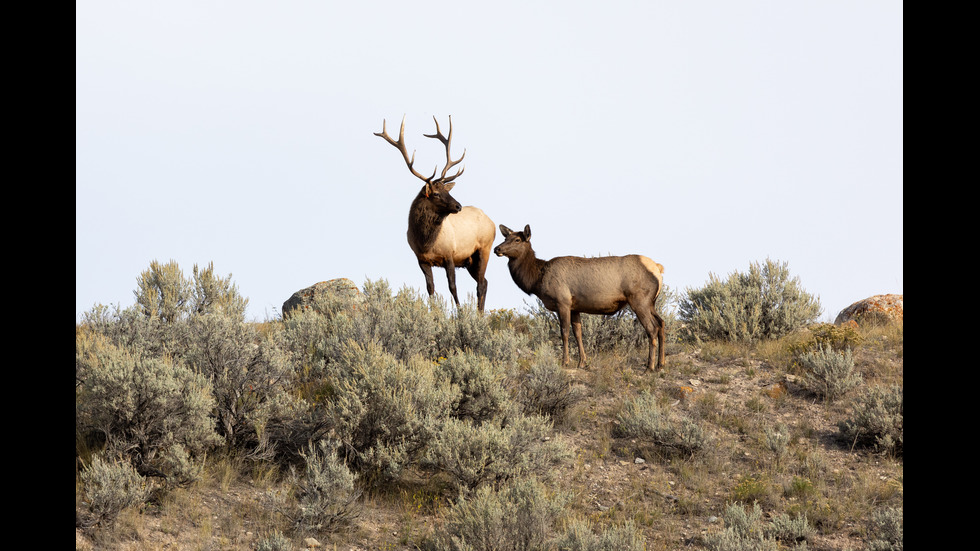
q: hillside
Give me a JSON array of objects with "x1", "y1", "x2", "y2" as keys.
[{"x1": 76, "y1": 315, "x2": 902, "y2": 551}]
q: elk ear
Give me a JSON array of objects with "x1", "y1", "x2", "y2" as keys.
[
  {"x1": 424, "y1": 182, "x2": 432, "y2": 197},
  {"x1": 523, "y1": 225, "x2": 531, "y2": 240},
  {"x1": 499, "y1": 224, "x2": 512, "y2": 237},
  {"x1": 443, "y1": 181, "x2": 456, "y2": 192}
]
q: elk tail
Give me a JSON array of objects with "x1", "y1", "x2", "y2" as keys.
[{"x1": 638, "y1": 256, "x2": 664, "y2": 277}]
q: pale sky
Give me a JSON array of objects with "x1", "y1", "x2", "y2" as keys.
[{"x1": 76, "y1": 1, "x2": 903, "y2": 322}]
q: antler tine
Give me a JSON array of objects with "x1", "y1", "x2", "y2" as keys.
[
  {"x1": 423, "y1": 115, "x2": 466, "y2": 183},
  {"x1": 374, "y1": 116, "x2": 437, "y2": 183}
]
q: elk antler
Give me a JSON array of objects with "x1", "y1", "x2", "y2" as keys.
[
  {"x1": 374, "y1": 116, "x2": 437, "y2": 183},
  {"x1": 423, "y1": 116, "x2": 466, "y2": 184},
  {"x1": 375, "y1": 116, "x2": 465, "y2": 185}
]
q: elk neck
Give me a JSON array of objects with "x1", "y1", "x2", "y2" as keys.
[
  {"x1": 506, "y1": 245, "x2": 547, "y2": 296},
  {"x1": 408, "y1": 190, "x2": 449, "y2": 251}
]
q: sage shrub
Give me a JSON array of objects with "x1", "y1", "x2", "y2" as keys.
[
  {"x1": 799, "y1": 345, "x2": 861, "y2": 401},
  {"x1": 427, "y1": 477, "x2": 567, "y2": 551},
  {"x1": 680, "y1": 259, "x2": 821, "y2": 342},
  {"x1": 77, "y1": 455, "x2": 150, "y2": 529},
  {"x1": 838, "y1": 384, "x2": 903, "y2": 456},
  {"x1": 615, "y1": 391, "x2": 708, "y2": 455}
]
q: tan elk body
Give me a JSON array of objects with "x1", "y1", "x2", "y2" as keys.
[
  {"x1": 494, "y1": 224, "x2": 666, "y2": 370},
  {"x1": 376, "y1": 116, "x2": 495, "y2": 312}
]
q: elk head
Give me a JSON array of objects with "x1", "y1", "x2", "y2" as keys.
[
  {"x1": 374, "y1": 115, "x2": 466, "y2": 215},
  {"x1": 494, "y1": 224, "x2": 533, "y2": 259}
]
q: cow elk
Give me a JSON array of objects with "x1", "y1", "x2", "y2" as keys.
[
  {"x1": 375, "y1": 116, "x2": 496, "y2": 313},
  {"x1": 494, "y1": 224, "x2": 666, "y2": 370}
]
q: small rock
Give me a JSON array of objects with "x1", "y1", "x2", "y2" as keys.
[
  {"x1": 634, "y1": 457, "x2": 646, "y2": 464},
  {"x1": 304, "y1": 537, "x2": 321, "y2": 548}
]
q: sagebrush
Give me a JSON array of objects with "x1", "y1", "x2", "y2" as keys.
[{"x1": 680, "y1": 258, "x2": 821, "y2": 342}]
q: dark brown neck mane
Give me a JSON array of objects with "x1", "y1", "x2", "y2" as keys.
[
  {"x1": 408, "y1": 190, "x2": 447, "y2": 251},
  {"x1": 506, "y1": 245, "x2": 547, "y2": 296}
]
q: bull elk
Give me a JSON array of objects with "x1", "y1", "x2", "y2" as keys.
[
  {"x1": 494, "y1": 224, "x2": 666, "y2": 370},
  {"x1": 375, "y1": 116, "x2": 496, "y2": 313}
]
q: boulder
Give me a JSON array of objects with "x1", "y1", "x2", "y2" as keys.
[
  {"x1": 834, "y1": 294, "x2": 903, "y2": 325},
  {"x1": 281, "y1": 278, "x2": 362, "y2": 318}
]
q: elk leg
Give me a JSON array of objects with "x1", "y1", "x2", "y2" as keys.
[
  {"x1": 419, "y1": 260, "x2": 436, "y2": 297},
  {"x1": 571, "y1": 311, "x2": 588, "y2": 368},
  {"x1": 633, "y1": 304, "x2": 666, "y2": 371},
  {"x1": 466, "y1": 249, "x2": 490, "y2": 314},
  {"x1": 476, "y1": 278, "x2": 488, "y2": 313},
  {"x1": 558, "y1": 308, "x2": 572, "y2": 367},
  {"x1": 653, "y1": 311, "x2": 666, "y2": 370},
  {"x1": 443, "y1": 259, "x2": 460, "y2": 307}
]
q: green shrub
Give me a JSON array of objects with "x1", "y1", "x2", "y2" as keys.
[
  {"x1": 436, "y1": 351, "x2": 512, "y2": 423},
  {"x1": 730, "y1": 475, "x2": 772, "y2": 505},
  {"x1": 437, "y1": 302, "x2": 528, "y2": 367},
  {"x1": 783, "y1": 476, "x2": 816, "y2": 501},
  {"x1": 84, "y1": 259, "x2": 249, "y2": 365},
  {"x1": 427, "y1": 414, "x2": 569, "y2": 492},
  {"x1": 185, "y1": 312, "x2": 297, "y2": 456},
  {"x1": 427, "y1": 477, "x2": 566, "y2": 551},
  {"x1": 705, "y1": 502, "x2": 811, "y2": 550},
  {"x1": 553, "y1": 518, "x2": 646, "y2": 550},
  {"x1": 790, "y1": 322, "x2": 863, "y2": 355},
  {"x1": 190, "y1": 261, "x2": 249, "y2": 319},
  {"x1": 255, "y1": 530, "x2": 294, "y2": 551},
  {"x1": 134, "y1": 259, "x2": 247, "y2": 323},
  {"x1": 281, "y1": 279, "x2": 527, "y2": 374},
  {"x1": 358, "y1": 279, "x2": 444, "y2": 361},
  {"x1": 580, "y1": 308, "x2": 649, "y2": 356},
  {"x1": 271, "y1": 440, "x2": 361, "y2": 533},
  {"x1": 79, "y1": 303, "x2": 190, "y2": 364},
  {"x1": 798, "y1": 345, "x2": 861, "y2": 401},
  {"x1": 680, "y1": 259, "x2": 821, "y2": 342},
  {"x1": 705, "y1": 502, "x2": 779, "y2": 551},
  {"x1": 838, "y1": 384, "x2": 903, "y2": 456},
  {"x1": 135, "y1": 259, "x2": 191, "y2": 323},
  {"x1": 344, "y1": 279, "x2": 527, "y2": 366},
  {"x1": 279, "y1": 304, "x2": 345, "y2": 382},
  {"x1": 614, "y1": 391, "x2": 708, "y2": 455},
  {"x1": 763, "y1": 423, "x2": 791, "y2": 469},
  {"x1": 281, "y1": 279, "x2": 439, "y2": 371},
  {"x1": 325, "y1": 341, "x2": 454, "y2": 482},
  {"x1": 77, "y1": 455, "x2": 150, "y2": 529},
  {"x1": 865, "y1": 506, "x2": 903, "y2": 551},
  {"x1": 766, "y1": 511, "x2": 814, "y2": 545},
  {"x1": 514, "y1": 346, "x2": 586, "y2": 425},
  {"x1": 75, "y1": 334, "x2": 219, "y2": 484}
]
